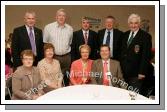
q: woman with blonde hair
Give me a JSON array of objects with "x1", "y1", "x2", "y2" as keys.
[{"x1": 70, "y1": 44, "x2": 93, "y2": 85}]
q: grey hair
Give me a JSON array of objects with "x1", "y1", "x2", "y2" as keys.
[
  {"x1": 128, "y1": 13, "x2": 141, "y2": 23},
  {"x1": 24, "y1": 11, "x2": 36, "y2": 18},
  {"x1": 56, "y1": 8, "x2": 66, "y2": 16}
]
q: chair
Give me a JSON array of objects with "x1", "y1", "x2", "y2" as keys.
[{"x1": 5, "y1": 76, "x2": 12, "y2": 99}]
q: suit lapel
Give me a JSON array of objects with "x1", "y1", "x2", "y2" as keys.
[
  {"x1": 22, "y1": 26, "x2": 32, "y2": 48},
  {"x1": 98, "y1": 60, "x2": 103, "y2": 84},
  {"x1": 109, "y1": 60, "x2": 113, "y2": 86},
  {"x1": 87, "y1": 30, "x2": 92, "y2": 45},
  {"x1": 79, "y1": 29, "x2": 85, "y2": 44},
  {"x1": 23, "y1": 25, "x2": 30, "y2": 41},
  {"x1": 34, "y1": 27, "x2": 38, "y2": 45},
  {"x1": 113, "y1": 29, "x2": 117, "y2": 50},
  {"x1": 100, "y1": 29, "x2": 105, "y2": 44},
  {"x1": 128, "y1": 29, "x2": 141, "y2": 48},
  {"x1": 125, "y1": 31, "x2": 130, "y2": 47}
]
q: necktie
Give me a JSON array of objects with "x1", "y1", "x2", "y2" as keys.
[
  {"x1": 103, "y1": 61, "x2": 109, "y2": 86},
  {"x1": 29, "y1": 27, "x2": 36, "y2": 55},
  {"x1": 127, "y1": 32, "x2": 134, "y2": 47},
  {"x1": 84, "y1": 32, "x2": 88, "y2": 44},
  {"x1": 106, "y1": 31, "x2": 110, "y2": 46}
]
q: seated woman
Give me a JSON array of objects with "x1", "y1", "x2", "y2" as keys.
[
  {"x1": 12, "y1": 50, "x2": 44, "y2": 100},
  {"x1": 70, "y1": 44, "x2": 93, "y2": 85},
  {"x1": 37, "y1": 43, "x2": 63, "y2": 93}
]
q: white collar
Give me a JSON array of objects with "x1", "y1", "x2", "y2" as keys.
[
  {"x1": 55, "y1": 21, "x2": 66, "y2": 28},
  {"x1": 25, "y1": 25, "x2": 34, "y2": 30},
  {"x1": 105, "y1": 28, "x2": 113, "y2": 33},
  {"x1": 130, "y1": 29, "x2": 139, "y2": 36},
  {"x1": 102, "y1": 59, "x2": 110, "y2": 64},
  {"x1": 82, "y1": 29, "x2": 89, "y2": 34}
]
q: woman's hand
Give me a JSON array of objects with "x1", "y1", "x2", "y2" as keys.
[{"x1": 32, "y1": 94, "x2": 40, "y2": 100}]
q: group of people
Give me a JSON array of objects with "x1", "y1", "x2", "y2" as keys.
[{"x1": 5, "y1": 8, "x2": 154, "y2": 100}]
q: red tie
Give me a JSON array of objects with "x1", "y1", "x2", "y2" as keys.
[{"x1": 103, "y1": 61, "x2": 109, "y2": 86}]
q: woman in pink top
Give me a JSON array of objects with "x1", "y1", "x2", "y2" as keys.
[{"x1": 70, "y1": 44, "x2": 93, "y2": 85}]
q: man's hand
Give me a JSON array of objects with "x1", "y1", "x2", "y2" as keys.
[{"x1": 138, "y1": 74, "x2": 145, "y2": 80}]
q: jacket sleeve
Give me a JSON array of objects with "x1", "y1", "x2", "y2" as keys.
[
  {"x1": 116, "y1": 61, "x2": 127, "y2": 89},
  {"x1": 11, "y1": 28, "x2": 21, "y2": 68},
  {"x1": 71, "y1": 32, "x2": 76, "y2": 62},
  {"x1": 139, "y1": 33, "x2": 152, "y2": 75}
]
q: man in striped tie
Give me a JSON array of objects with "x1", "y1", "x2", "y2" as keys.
[{"x1": 120, "y1": 13, "x2": 152, "y2": 94}]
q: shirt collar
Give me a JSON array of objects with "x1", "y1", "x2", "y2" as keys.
[
  {"x1": 25, "y1": 25, "x2": 34, "y2": 31},
  {"x1": 55, "y1": 21, "x2": 66, "y2": 28},
  {"x1": 105, "y1": 28, "x2": 113, "y2": 33},
  {"x1": 82, "y1": 29, "x2": 89, "y2": 34},
  {"x1": 102, "y1": 59, "x2": 110, "y2": 64},
  {"x1": 130, "y1": 29, "x2": 139, "y2": 36}
]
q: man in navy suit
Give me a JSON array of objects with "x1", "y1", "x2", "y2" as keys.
[
  {"x1": 120, "y1": 13, "x2": 152, "y2": 93},
  {"x1": 71, "y1": 17, "x2": 97, "y2": 61},
  {"x1": 12, "y1": 11, "x2": 43, "y2": 68},
  {"x1": 97, "y1": 16, "x2": 123, "y2": 61}
]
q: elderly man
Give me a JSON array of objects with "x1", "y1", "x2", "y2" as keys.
[
  {"x1": 97, "y1": 16, "x2": 123, "y2": 61},
  {"x1": 91, "y1": 45, "x2": 126, "y2": 89},
  {"x1": 71, "y1": 17, "x2": 97, "y2": 62},
  {"x1": 12, "y1": 11, "x2": 44, "y2": 69},
  {"x1": 43, "y1": 9, "x2": 73, "y2": 86},
  {"x1": 120, "y1": 13, "x2": 152, "y2": 93}
]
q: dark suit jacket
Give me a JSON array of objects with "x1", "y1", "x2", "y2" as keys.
[
  {"x1": 91, "y1": 59, "x2": 126, "y2": 89},
  {"x1": 12, "y1": 25, "x2": 44, "y2": 68},
  {"x1": 97, "y1": 28, "x2": 123, "y2": 60},
  {"x1": 71, "y1": 29, "x2": 97, "y2": 61},
  {"x1": 120, "y1": 29, "x2": 152, "y2": 79}
]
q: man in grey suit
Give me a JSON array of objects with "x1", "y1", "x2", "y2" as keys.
[{"x1": 91, "y1": 44, "x2": 127, "y2": 89}]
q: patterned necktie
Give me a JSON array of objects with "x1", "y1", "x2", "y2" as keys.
[
  {"x1": 84, "y1": 32, "x2": 88, "y2": 44},
  {"x1": 106, "y1": 31, "x2": 110, "y2": 46},
  {"x1": 103, "y1": 61, "x2": 109, "y2": 86},
  {"x1": 29, "y1": 27, "x2": 36, "y2": 55},
  {"x1": 127, "y1": 32, "x2": 134, "y2": 47}
]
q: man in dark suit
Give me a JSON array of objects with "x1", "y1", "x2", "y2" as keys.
[
  {"x1": 97, "y1": 16, "x2": 123, "y2": 61},
  {"x1": 120, "y1": 14, "x2": 152, "y2": 93},
  {"x1": 12, "y1": 11, "x2": 43, "y2": 69},
  {"x1": 71, "y1": 17, "x2": 97, "y2": 62},
  {"x1": 91, "y1": 45, "x2": 126, "y2": 89}
]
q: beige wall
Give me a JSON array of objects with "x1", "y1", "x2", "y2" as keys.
[{"x1": 5, "y1": 5, "x2": 155, "y2": 47}]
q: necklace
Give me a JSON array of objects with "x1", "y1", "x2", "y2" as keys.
[{"x1": 81, "y1": 60, "x2": 88, "y2": 69}]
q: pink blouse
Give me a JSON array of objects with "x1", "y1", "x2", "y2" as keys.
[{"x1": 70, "y1": 59, "x2": 93, "y2": 85}]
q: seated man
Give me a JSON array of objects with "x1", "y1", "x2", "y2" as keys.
[{"x1": 91, "y1": 44, "x2": 127, "y2": 89}]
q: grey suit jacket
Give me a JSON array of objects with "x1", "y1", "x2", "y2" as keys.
[
  {"x1": 12, "y1": 66, "x2": 44, "y2": 100},
  {"x1": 91, "y1": 59, "x2": 127, "y2": 89}
]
